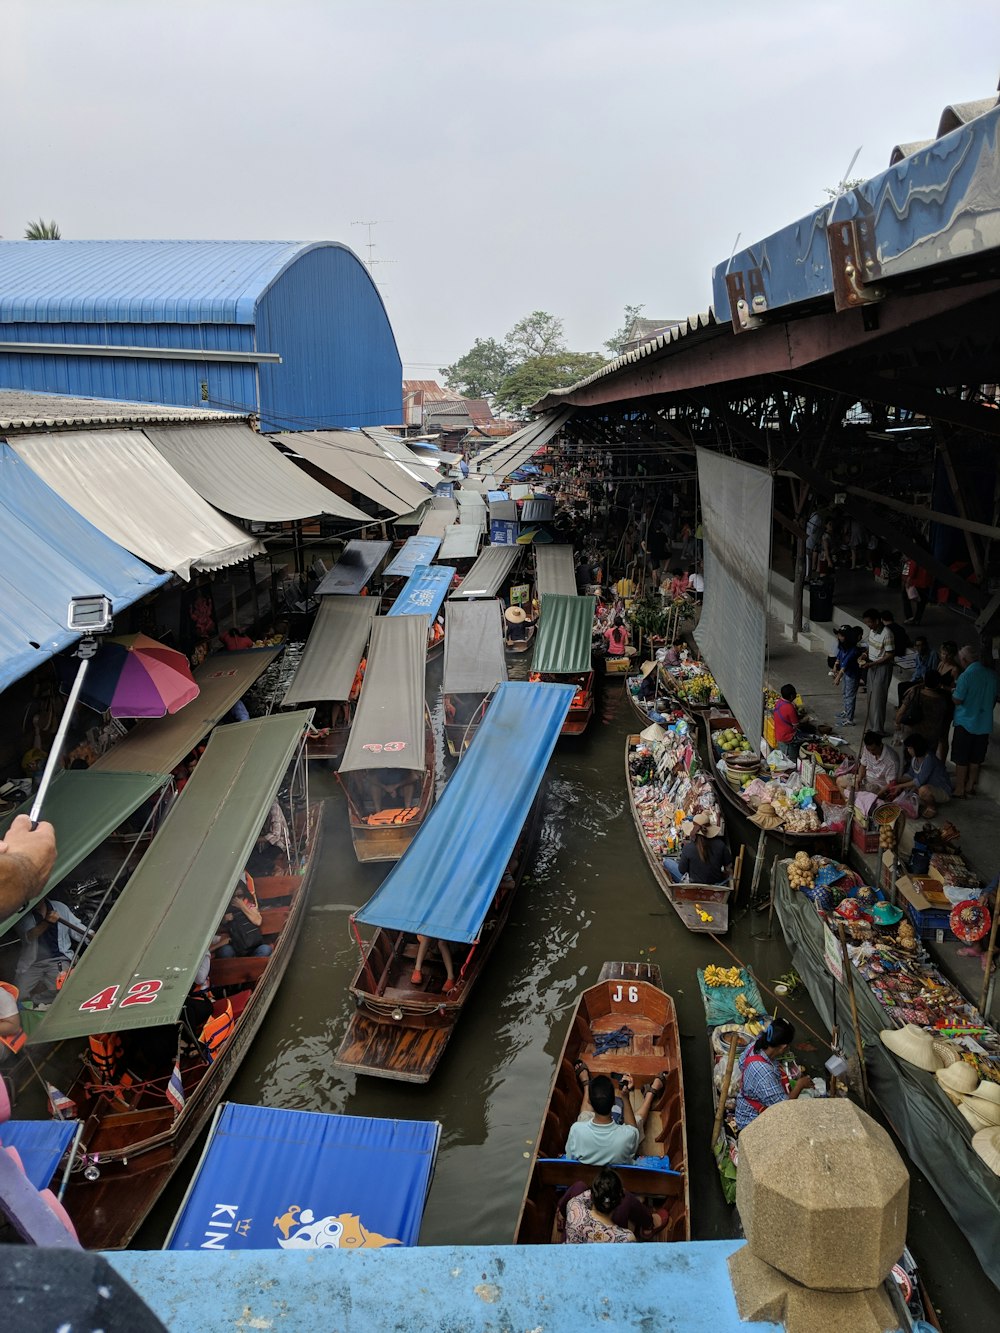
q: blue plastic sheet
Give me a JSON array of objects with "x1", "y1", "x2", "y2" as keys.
[
  {"x1": 0, "y1": 445, "x2": 168, "y2": 691},
  {"x1": 1, "y1": 1119, "x2": 78, "y2": 1190},
  {"x1": 167, "y1": 1104, "x2": 439, "y2": 1251},
  {"x1": 385, "y1": 535, "x2": 442, "y2": 578},
  {"x1": 356, "y1": 681, "x2": 573, "y2": 942},
  {"x1": 386, "y1": 564, "x2": 454, "y2": 624}
]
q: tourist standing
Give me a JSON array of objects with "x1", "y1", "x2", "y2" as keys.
[
  {"x1": 833, "y1": 626, "x2": 862, "y2": 726},
  {"x1": 951, "y1": 646, "x2": 998, "y2": 798},
  {"x1": 861, "y1": 608, "x2": 895, "y2": 735}
]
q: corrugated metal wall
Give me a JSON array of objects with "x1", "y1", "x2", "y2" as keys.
[{"x1": 255, "y1": 246, "x2": 402, "y2": 432}]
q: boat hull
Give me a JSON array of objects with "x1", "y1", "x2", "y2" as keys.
[{"x1": 345, "y1": 719, "x2": 436, "y2": 863}]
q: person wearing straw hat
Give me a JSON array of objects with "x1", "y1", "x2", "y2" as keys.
[
  {"x1": 750, "y1": 803, "x2": 783, "y2": 832},
  {"x1": 636, "y1": 660, "x2": 659, "y2": 703},
  {"x1": 504, "y1": 603, "x2": 533, "y2": 643},
  {"x1": 663, "y1": 812, "x2": 731, "y2": 886}
]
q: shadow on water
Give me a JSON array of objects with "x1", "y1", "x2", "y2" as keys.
[{"x1": 137, "y1": 672, "x2": 994, "y2": 1326}]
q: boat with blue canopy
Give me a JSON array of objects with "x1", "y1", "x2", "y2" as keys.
[
  {"x1": 166, "y1": 1103, "x2": 440, "y2": 1251},
  {"x1": 530, "y1": 593, "x2": 597, "y2": 735},
  {"x1": 386, "y1": 563, "x2": 455, "y2": 659},
  {"x1": 335, "y1": 680, "x2": 573, "y2": 1082}
]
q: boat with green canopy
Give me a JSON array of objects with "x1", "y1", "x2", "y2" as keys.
[
  {"x1": 26, "y1": 710, "x2": 320, "y2": 1251},
  {"x1": 530, "y1": 593, "x2": 596, "y2": 735},
  {"x1": 280, "y1": 595, "x2": 379, "y2": 760}
]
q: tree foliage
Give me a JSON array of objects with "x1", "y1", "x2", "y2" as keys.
[
  {"x1": 603, "y1": 302, "x2": 645, "y2": 357},
  {"x1": 503, "y1": 310, "x2": 566, "y2": 360},
  {"x1": 24, "y1": 218, "x2": 61, "y2": 240},
  {"x1": 440, "y1": 337, "x2": 511, "y2": 399},
  {"x1": 494, "y1": 351, "x2": 605, "y2": 415}
]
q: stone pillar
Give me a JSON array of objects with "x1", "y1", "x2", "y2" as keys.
[{"x1": 728, "y1": 1099, "x2": 909, "y2": 1333}]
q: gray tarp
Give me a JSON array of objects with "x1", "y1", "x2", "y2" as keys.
[
  {"x1": 306, "y1": 430, "x2": 430, "y2": 510},
  {"x1": 274, "y1": 432, "x2": 413, "y2": 515},
  {"x1": 144, "y1": 424, "x2": 367, "y2": 522},
  {"x1": 535, "y1": 545, "x2": 576, "y2": 598},
  {"x1": 443, "y1": 600, "x2": 508, "y2": 695},
  {"x1": 488, "y1": 499, "x2": 518, "y2": 522},
  {"x1": 521, "y1": 497, "x2": 555, "y2": 523},
  {"x1": 339, "y1": 616, "x2": 427, "y2": 774},
  {"x1": 449, "y1": 545, "x2": 521, "y2": 599},
  {"x1": 439, "y1": 526, "x2": 481, "y2": 560},
  {"x1": 315, "y1": 540, "x2": 392, "y2": 596},
  {"x1": 281, "y1": 596, "x2": 378, "y2": 705},
  {"x1": 417, "y1": 502, "x2": 459, "y2": 538},
  {"x1": 475, "y1": 408, "x2": 572, "y2": 478},
  {"x1": 774, "y1": 865, "x2": 1000, "y2": 1291}
]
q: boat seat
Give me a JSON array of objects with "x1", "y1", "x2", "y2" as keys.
[
  {"x1": 259, "y1": 906, "x2": 290, "y2": 937},
  {"x1": 209, "y1": 956, "x2": 269, "y2": 990},
  {"x1": 254, "y1": 876, "x2": 300, "y2": 903}
]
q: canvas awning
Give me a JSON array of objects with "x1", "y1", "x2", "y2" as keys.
[
  {"x1": 532, "y1": 594, "x2": 595, "y2": 674},
  {"x1": 315, "y1": 541, "x2": 391, "y2": 596},
  {"x1": 0, "y1": 1120, "x2": 80, "y2": 1191},
  {"x1": 442, "y1": 600, "x2": 507, "y2": 695},
  {"x1": 521, "y1": 497, "x2": 554, "y2": 523},
  {"x1": 488, "y1": 499, "x2": 517, "y2": 522},
  {"x1": 479, "y1": 408, "x2": 572, "y2": 479},
  {"x1": 385, "y1": 535, "x2": 442, "y2": 578},
  {"x1": 8, "y1": 431, "x2": 262, "y2": 579},
  {"x1": 282, "y1": 431, "x2": 429, "y2": 513},
  {"x1": 448, "y1": 546, "x2": 520, "y2": 599},
  {"x1": 535, "y1": 545, "x2": 576, "y2": 598},
  {"x1": 0, "y1": 445, "x2": 169, "y2": 692},
  {"x1": 439, "y1": 525, "x2": 481, "y2": 561},
  {"x1": 29, "y1": 711, "x2": 312, "y2": 1044},
  {"x1": 143, "y1": 424, "x2": 367, "y2": 522},
  {"x1": 416, "y1": 501, "x2": 458, "y2": 538},
  {"x1": 355, "y1": 682, "x2": 573, "y2": 942},
  {"x1": 0, "y1": 769, "x2": 169, "y2": 938},
  {"x1": 91, "y1": 648, "x2": 282, "y2": 774},
  {"x1": 281, "y1": 597, "x2": 378, "y2": 706},
  {"x1": 364, "y1": 427, "x2": 442, "y2": 491},
  {"x1": 455, "y1": 490, "x2": 486, "y2": 508},
  {"x1": 387, "y1": 564, "x2": 454, "y2": 624},
  {"x1": 339, "y1": 617, "x2": 426, "y2": 774},
  {"x1": 166, "y1": 1105, "x2": 440, "y2": 1251}
]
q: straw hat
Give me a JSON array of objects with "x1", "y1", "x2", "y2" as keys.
[
  {"x1": 932, "y1": 1039, "x2": 961, "y2": 1068},
  {"x1": 750, "y1": 802, "x2": 783, "y2": 830},
  {"x1": 504, "y1": 605, "x2": 527, "y2": 624},
  {"x1": 966, "y1": 1081, "x2": 1000, "y2": 1125},
  {"x1": 880, "y1": 1024, "x2": 944, "y2": 1072},
  {"x1": 935, "y1": 1061, "x2": 979, "y2": 1105},
  {"x1": 639, "y1": 660, "x2": 658, "y2": 679},
  {"x1": 640, "y1": 723, "x2": 667, "y2": 744},
  {"x1": 871, "y1": 902, "x2": 903, "y2": 927},
  {"x1": 972, "y1": 1126, "x2": 1000, "y2": 1176},
  {"x1": 958, "y1": 1101, "x2": 994, "y2": 1132},
  {"x1": 692, "y1": 811, "x2": 722, "y2": 839}
]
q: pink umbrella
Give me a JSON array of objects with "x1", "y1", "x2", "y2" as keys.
[{"x1": 79, "y1": 633, "x2": 200, "y2": 718}]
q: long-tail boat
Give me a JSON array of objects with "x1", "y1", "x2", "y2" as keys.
[
  {"x1": 335, "y1": 680, "x2": 574, "y2": 1082},
  {"x1": 281, "y1": 596, "x2": 378, "y2": 761},
  {"x1": 442, "y1": 599, "x2": 507, "y2": 757},
  {"x1": 530, "y1": 593, "x2": 596, "y2": 736},
  {"x1": 386, "y1": 563, "x2": 455, "y2": 661},
  {"x1": 26, "y1": 711, "x2": 320, "y2": 1250},
  {"x1": 515, "y1": 962, "x2": 689, "y2": 1244},
  {"x1": 339, "y1": 616, "x2": 434, "y2": 863}
]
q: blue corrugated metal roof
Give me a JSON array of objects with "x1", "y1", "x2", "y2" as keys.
[{"x1": 0, "y1": 240, "x2": 357, "y2": 325}]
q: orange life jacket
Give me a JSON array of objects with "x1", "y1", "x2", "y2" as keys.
[
  {"x1": 572, "y1": 688, "x2": 588, "y2": 709},
  {"x1": 0, "y1": 981, "x2": 25, "y2": 1056},
  {"x1": 366, "y1": 806, "x2": 419, "y2": 826},
  {"x1": 350, "y1": 658, "x2": 367, "y2": 701},
  {"x1": 88, "y1": 1032, "x2": 124, "y2": 1082},
  {"x1": 429, "y1": 621, "x2": 444, "y2": 644},
  {"x1": 200, "y1": 1000, "x2": 235, "y2": 1062}
]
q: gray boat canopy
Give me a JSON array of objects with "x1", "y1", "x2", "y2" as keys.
[
  {"x1": 535, "y1": 544, "x2": 576, "y2": 597},
  {"x1": 443, "y1": 600, "x2": 508, "y2": 696},
  {"x1": 449, "y1": 545, "x2": 520, "y2": 600},
  {"x1": 315, "y1": 540, "x2": 392, "y2": 596},
  {"x1": 282, "y1": 596, "x2": 378, "y2": 705},
  {"x1": 339, "y1": 616, "x2": 427, "y2": 774}
]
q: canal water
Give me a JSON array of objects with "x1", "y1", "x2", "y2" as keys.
[{"x1": 141, "y1": 665, "x2": 992, "y2": 1329}]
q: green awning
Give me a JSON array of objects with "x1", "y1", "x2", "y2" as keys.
[
  {"x1": 0, "y1": 770, "x2": 168, "y2": 939},
  {"x1": 531, "y1": 593, "x2": 595, "y2": 675},
  {"x1": 29, "y1": 711, "x2": 312, "y2": 1044}
]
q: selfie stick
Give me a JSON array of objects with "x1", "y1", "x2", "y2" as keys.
[{"x1": 29, "y1": 638, "x2": 99, "y2": 830}]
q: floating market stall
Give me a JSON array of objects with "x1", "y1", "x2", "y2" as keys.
[
  {"x1": 442, "y1": 600, "x2": 507, "y2": 757},
  {"x1": 386, "y1": 563, "x2": 455, "y2": 659},
  {"x1": 530, "y1": 593, "x2": 595, "y2": 735},
  {"x1": 659, "y1": 658, "x2": 724, "y2": 716}
]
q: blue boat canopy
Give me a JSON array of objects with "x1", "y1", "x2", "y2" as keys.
[
  {"x1": 0, "y1": 444, "x2": 169, "y2": 691},
  {"x1": 385, "y1": 535, "x2": 442, "y2": 578},
  {"x1": 355, "y1": 681, "x2": 573, "y2": 943},
  {"x1": 0, "y1": 1120, "x2": 79, "y2": 1191},
  {"x1": 166, "y1": 1103, "x2": 440, "y2": 1251},
  {"x1": 387, "y1": 564, "x2": 454, "y2": 624}
]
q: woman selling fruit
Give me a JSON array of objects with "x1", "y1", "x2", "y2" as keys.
[
  {"x1": 734, "y1": 1016, "x2": 814, "y2": 1133},
  {"x1": 773, "y1": 683, "x2": 805, "y2": 760}
]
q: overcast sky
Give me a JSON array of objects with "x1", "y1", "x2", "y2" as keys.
[{"x1": 5, "y1": 1, "x2": 999, "y2": 379}]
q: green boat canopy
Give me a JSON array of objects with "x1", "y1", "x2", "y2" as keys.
[
  {"x1": 29, "y1": 711, "x2": 312, "y2": 1044},
  {"x1": 339, "y1": 617, "x2": 426, "y2": 774},
  {"x1": 0, "y1": 769, "x2": 168, "y2": 939},
  {"x1": 281, "y1": 596, "x2": 378, "y2": 706},
  {"x1": 531, "y1": 593, "x2": 595, "y2": 675}
]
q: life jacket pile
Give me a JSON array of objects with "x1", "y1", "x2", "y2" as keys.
[
  {"x1": 366, "y1": 806, "x2": 419, "y2": 826},
  {"x1": 200, "y1": 1000, "x2": 235, "y2": 1063}
]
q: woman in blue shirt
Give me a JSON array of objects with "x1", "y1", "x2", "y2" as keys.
[{"x1": 896, "y1": 734, "x2": 953, "y2": 817}]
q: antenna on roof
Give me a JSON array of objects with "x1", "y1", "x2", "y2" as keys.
[
  {"x1": 836, "y1": 146, "x2": 863, "y2": 195},
  {"x1": 350, "y1": 221, "x2": 396, "y2": 284}
]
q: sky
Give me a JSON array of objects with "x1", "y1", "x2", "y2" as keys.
[{"x1": 4, "y1": 1, "x2": 1000, "y2": 380}]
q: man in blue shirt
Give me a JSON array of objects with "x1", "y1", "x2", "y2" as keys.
[
  {"x1": 951, "y1": 646, "x2": 998, "y2": 798},
  {"x1": 565, "y1": 1069, "x2": 666, "y2": 1166}
]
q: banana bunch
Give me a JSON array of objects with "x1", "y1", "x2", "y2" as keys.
[
  {"x1": 734, "y1": 993, "x2": 762, "y2": 1020},
  {"x1": 704, "y1": 964, "x2": 743, "y2": 988}
]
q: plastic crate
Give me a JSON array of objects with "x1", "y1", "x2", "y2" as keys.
[
  {"x1": 903, "y1": 901, "x2": 954, "y2": 942},
  {"x1": 851, "y1": 821, "x2": 880, "y2": 854},
  {"x1": 815, "y1": 771, "x2": 844, "y2": 805}
]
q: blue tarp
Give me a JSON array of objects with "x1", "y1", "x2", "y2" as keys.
[
  {"x1": 487, "y1": 490, "x2": 508, "y2": 502},
  {"x1": 1, "y1": 1119, "x2": 78, "y2": 1190},
  {"x1": 356, "y1": 681, "x2": 573, "y2": 942},
  {"x1": 0, "y1": 444, "x2": 169, "y2": 692},
  {"x1": 386, "y1": 564, "x2": 454, "y2": 624},
  {"x1": 385, "y1": 535, "x2": 442, "y2": 578},
  {"x1": 167, "y1": 1104, "x2": 440, "y2": 1252}
]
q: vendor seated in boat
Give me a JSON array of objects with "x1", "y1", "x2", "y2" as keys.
[
  {"x1": 504, "y1": 604, "x2": 533, "y2": 641},
  {"x1": 371, "y1": 767, "x2": 420, "y2": 815},
  {"x1": 603, "y1": 616, "x2": 630, "y2": 659},
  {"x1": 662, "y1": 813, "x2": 731, "y2": 886},
  {"x1": 411, "y1": 935, "x2": 455, "y2": 993},
  {"x1": 566, "y1": 1067, "x2": 668, "y2": 1166},
  {"x1": 734, "y1": 1017, "x2": 813, "y2": 1134},
  {"x1": 216, "y1": 875, "x2": 272, "y2": 959}
]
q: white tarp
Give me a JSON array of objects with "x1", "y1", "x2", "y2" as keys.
[
  {"x1": 10, "y1": 430, "x2": 262, "y2": 579},
  {"x1": 693, "y1": 448, "x2": 773, "y2": 754}
]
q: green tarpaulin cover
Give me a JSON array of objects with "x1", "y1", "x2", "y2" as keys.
[
  {"x1": 531, "y1": 593, "x2": 595, "y2": 675},
  {"x1": 281, "y1": 597, "x2": 378, "y2": 705},
  {"x1": 29, "y1": 711, "x2": 312, "y2": 1044}
]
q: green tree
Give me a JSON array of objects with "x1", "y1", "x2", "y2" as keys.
[
  {"x1": 504, "y1": 310, "x2": 566, "y2": 360},
  {"x1": 440, "y1": 337, "x2": 511, "y2": 399},
  {"x1": 603, "y1": 302, "x2": 645, "y2": 357},
  {"x1": 24, "y1": 218, "x2": 61, "y2": 239},
  {"x1": 494, "y1": 351, "x2": 606, "y2": 415}
]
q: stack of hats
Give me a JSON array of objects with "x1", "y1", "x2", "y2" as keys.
[
  {"x1": 958, "y1": 1080, "x2": 1000, "y2": 1132},
  {"x1": 972, "y1": 1124, "x2": 1000, "y2": 1176},
  {"x1": 879, "y1": 1024, "x2": 945, "y2": 1072}
]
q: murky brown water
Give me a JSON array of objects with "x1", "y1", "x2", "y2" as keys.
[{"x1": 138, "y1": 665, "x2": 994, "y2": 1329}]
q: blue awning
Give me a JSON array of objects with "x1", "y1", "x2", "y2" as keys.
[
  {"x1": 385, "y1": 535, "x2": 442, "y2": 578},
  {"x1": 0, "y1": 444, "x2": 169, "y2": 692},
  {"x1": 387, "y1": 564, "x2": 454, "y2": 624},
  {"x1": 166, "y1": 1103, "x2": 440, "y2": 1251},
  {"x1": 0, "y1": 1119, "x2": 79, "y2": 1190},
  {"x1": 355, "y1": 681, "x2": 573, "y2": 942}
]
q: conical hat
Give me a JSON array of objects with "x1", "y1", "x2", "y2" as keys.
[
  {"x1": 935, "y1": 1062, "x2": 978, "y2": 1103},
  {"x1": 880, "y1": 1024, "x2": 944, "y2": 1072},
  {"x1": 640, "y1": 660, "x2": 658, "y2": 679},
  {"x1": 972, "y1": 1126, "x2": 1000, "y2": 1175},
  {"x1": 640, "y1": 724, "x2": 667, "y2": 744},
  {"x1": 958, "y1": 1101, "x2": 994, "y2": 1131}
]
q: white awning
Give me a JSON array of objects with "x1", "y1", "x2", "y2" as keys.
[
  {"x1": 417, "y1": 499, "x2": 459, "y2": 538},
  {"x1": 479, "y1": 409, "x2": 572, "y2": 479},
  {"x1": 275, "y1": 432, "x2": 412, "y2": 515},
  {"x1": 307, "y1": 430, "x2": 431, "y2": 511},
  {"x1": 439, "y1": 525, "x2": 481, "y2": 560},
  {"x1": 144, "y1": 424, "x2": 367, "y2": 522},
  {"x1": 9, "y1": 430, "x2": 262, "y2": 579}
]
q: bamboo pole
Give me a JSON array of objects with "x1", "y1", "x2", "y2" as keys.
[
  {"x1": 837, "y1": 921, "x2": 871, "y2": 1110},
  {"x1": 711, "y1": 1031, "x2": 740, "y2": 1150},
  {"x1": 977, "y1": 893, "x2": 1000, "y2": 1017}
]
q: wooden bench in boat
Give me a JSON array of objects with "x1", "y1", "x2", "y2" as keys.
[
  {"x1": 209, "y1": 956, "x2": 269, "y2": 989},
  {"x1": 254, "y1": 876, "x2": 302, "y2": 903}
]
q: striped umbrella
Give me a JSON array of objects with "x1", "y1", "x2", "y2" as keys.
[{"x1": 76, "y1": 633, "x2": 200, "y2": 718}]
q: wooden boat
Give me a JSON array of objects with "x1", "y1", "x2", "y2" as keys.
[
  {"x1": 625, "y1": 668, "x2": 661, "y2": 726},
  {"x1": 515, "y1": 962, "x2": 690, "y2": 1244},
  {"x1": 703, "y1": 711, "x2": 839, "y2": 850},
  {"x1": 531, "y1": 594, "x2": 595, "y2": 736},
  {"x1": 443, "y1": 600, "x2": 507, "y2": 758},
  {"x1": 658, "y1": 659, "x2": 724, "y2": 718},
  {"x1": 341, "y1": 711, "x2": 435, "y2": 863},
  {"x1": 530, "y1": 670, "x2": 594, "y2": 735},
  {"x1": 335, "y1": 681, "x2": 573, "y2": 1083},
  {"x1": 625, "y1": 734, "x2": 732, "y2": 932},
  {"x1": 504, "y1": 623, "x2": 536, "y2": 654}
]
